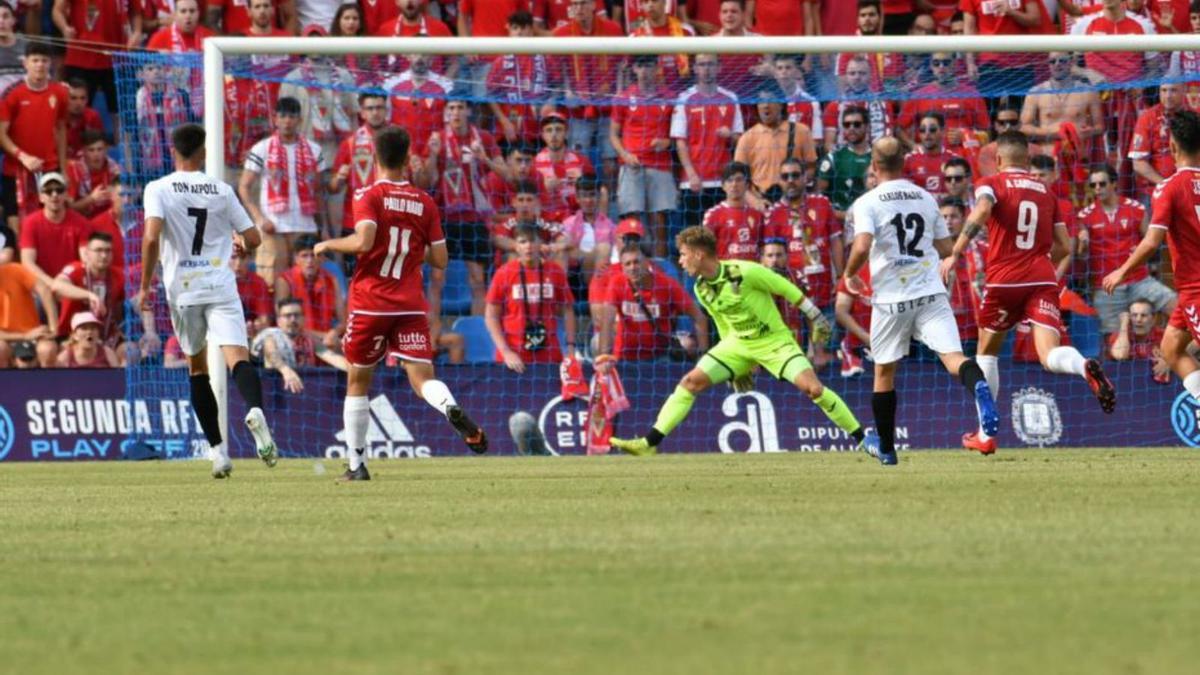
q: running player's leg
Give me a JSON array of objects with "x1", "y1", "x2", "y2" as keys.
[
  {"x1": 172, "y1": 304, "x2": 229, "y2": 476},
  {"x1": 210, "y1": 301, "x2": 278, "y2": 466},
  {"x1": 1028, "y1": 286, "x2": 1115, "y2": 413},
  {"x1": 404, "y1": 360, "x2": 488, "y2": 454},
  {"x1": 787, "y1": 357, "x2": 867, "y2": 448},
  {"x1": 338, "y1": 311, "x2": 391, "y2": 480},
  {"x1": 915, "y1": 297, "x2": 999, "y2": 437},
  {"x1": 1162, "y1": 297, "x2": 1200, "y2": 399}
]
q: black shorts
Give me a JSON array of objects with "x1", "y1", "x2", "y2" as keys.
[
  {"x1": 444, "y1": 217, "x2": 492, "y2": 264},
  {"x1": 0, "y1": 174, "x2": 16, "y2": 221},
  {"x1": 62, "y1": 65, "x2": 119, "y2": 114}
]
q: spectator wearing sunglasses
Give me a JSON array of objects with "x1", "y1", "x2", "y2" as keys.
[
  {"x1": 975, "y1": 105, "x2": 1023, "y2": 178},
  {"x1": 19, "y1": 172, "x2": 91, "y2": 287},
  {"x1": 940, "y1": 157, "x2": 974, "y2": 209},
  {"x1": 896, "y1": 52, "x2": 989, "y2": 153},
  {"x1": 903, "y1": 112, "x2": 963, "y2": 198},
  {"x1": 1020, "y1": 52, "x2": 1105, "y2": 176},
  {"x1": 817, "y1": 105, "x2": 871, "y2": 222},
  {"x1": 1078, "y1": 165, "x2": 1177, "y2": 335}
]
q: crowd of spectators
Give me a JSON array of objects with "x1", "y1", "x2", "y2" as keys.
[{"x1": 0, "y1": 0, "x2": 1194, "y2": 384}]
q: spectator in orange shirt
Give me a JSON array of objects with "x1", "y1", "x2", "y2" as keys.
[
  {"x1": 734, "y1": 80, "x2": 818, "y2": 202},
  {"x1": 0, "y1": 261, "x2": 57, "y2": 368}
]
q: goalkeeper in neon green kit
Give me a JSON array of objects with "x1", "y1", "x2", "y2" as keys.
[{"x1": 611, "y1": 226, "x2": 877, "y2": 456}]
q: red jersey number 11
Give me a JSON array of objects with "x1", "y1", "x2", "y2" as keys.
[{"x1": 380, "y1": 227, "x2": 412, "y2": 279}]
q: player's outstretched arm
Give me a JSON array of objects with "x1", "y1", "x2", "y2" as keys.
[
  {"x1": 314, "y1": 220, "x2": 378, "y2": 256},
  {"x1": 1102, "y1": 226, "x2": 1166, "y2": 294}
]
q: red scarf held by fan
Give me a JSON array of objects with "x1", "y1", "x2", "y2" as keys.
[
  {"x1": 138, "y1": 84, "x2": 190, "y2": 170},
  {"x1": 265, "y1": 133, "x2": 318, "y2": 216},
  {"x1": 439, "y1": 125, "x2": 491, "y2": 215},
  {"x1": 586, "y1": 356, "x2": 630, "y2": 455}
]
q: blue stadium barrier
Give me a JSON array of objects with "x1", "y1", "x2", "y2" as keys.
[{"x1": 452, "y1": 316, "x2": 496, "y2": 364}]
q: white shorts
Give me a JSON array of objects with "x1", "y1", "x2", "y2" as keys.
[
  {"x1": 870, "y1": 293, "x2": 963, "y2": 365},
  {"x1": 170, "y1": 298, "x2": 249, "y2": 357}
]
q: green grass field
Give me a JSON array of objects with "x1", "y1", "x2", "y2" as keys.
[{"x1": 1, "y1": 450, "x2": 1198, "y2": 675}]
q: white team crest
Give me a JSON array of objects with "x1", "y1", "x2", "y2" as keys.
[{"x1": 1011, "y1": 387, "x2": 1063, "y2": 447}]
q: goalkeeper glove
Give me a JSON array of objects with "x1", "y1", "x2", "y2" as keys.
[{"x1": 799, "y1": 297, "x2": 832, "y2": 346}]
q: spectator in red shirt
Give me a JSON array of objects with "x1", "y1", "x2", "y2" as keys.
[
  {"x1": 938, "y1": 198, "x2": 979, "y2": 351},
  {"x1": 834, "y1": 1, "x2": 905, "y2": 91},
  {"x1": 485, "y1": 144, "x2": 552, "y2": 224},
  {"x1": 274, "y1": 234, "x2": 347, "y2": 350},
  {"x1": 903, "y1": 112, "x2": 963, "y2": 197},
  {"x1": 941, "y1": 156, "x2": 974, "y2": 208},
  {"x1": 1029, "y1": 154, "x2": 1079, "y2": 281},
  {"x1": 487, "y1": 10, "x2": 550, "y2": 147},
  {"x1": 231, "y1": 246, "x2": 273, "y2": 338},
  {"x1": 1130, "y1": 82, "x2": 1189, "y2": 189},
  {"x1": 51, "y1": 231, "x2": 124, "y2": 345},
  {"x1": 763, "y1": 156, "x2": 843, "y2": 317},
  {"x1": 823, "y1": 54, "x2": 893, "y2": 149},
  {"x1": 702, "y1": 161, "x2": 763, "y2": 260},
  {"x1": 459, "y1": 0, "x2": 525, "y2": 96},
  {"x1": 67, "y1": 130, "x2": 121, "y2": 219},
  {"x1": 611, "y1": 53, "x2": 677, "y2": 257},
  {"x1": 52, "y1": 0, "x2": 141, "y2": 126},
  {"x1": 87, "y1": 174, "x2": 127, "y2": 264},
  {"x1": 207, "y1": 0, "x2": 297, "y2": 34},
  {"x1": 774, "y1": 54, "x2": 823, "y2": 138},
  {"x1": 374, "y1": 0, "x2": 456, "y2": 76},
  {"x1": 0, "y1": 42, "x2": 69, "y2": 226},
  {"x1": 549, "y1": 0, "x2": 623, "y2": 179},
  {"x1": 671, "y1": 53, "x2": 744, "y2": 220},
  {"x1": 711, "y1": 0, "x2": 770, "y2": 98},
  {"x1": 382, "y1": 51, "x2": 452, "y2": 158},
  {"x1": 1079, "y1": 165, "x2": 1176, "y2": 333},
  {"x1": 491, "y1": 179, "x2": 568, "y2": 267},
  {"x1": 1070, "y1": 0, "x2": 1160, "y2": 84},
  {"x1": 534, "y1": 112, "x2": 599, "y2": 223},
  {"x1": 750, "y1": 0, "x2": 804, "y2": 34},
  {"x1": 146, "y1": 0, "x2": 214, "y2": 51},
  {"x1": 597, "y1": 243, "x2": 709, "y2": 360},
  {"x1": 329, "y1": 92, "x2": 388, "y2": 233},
  {"x1": 485, "y1": 222, "x2": 577, "y2": 371},
  {"x1": 421, "y1": 98, "x2": 509, "y2": 315},
  {"x1": 64, "y1": 79, "x2": 104, "y2": 157},
  {"x1": 629, "y1": 0, "x2": 695, "y2": 93},
  {"x1": 896, "y1": 52, "x2": 989, "y2": 150},
  {"x1": 961, "y1": 0, "x2": 1044, "y2": 96},
  {"x1": 1108, "y1": 299, "x2": 1169, "y2": 379},
  {"x1": 20, "y1": 172, "x2": 90, "y2": 285},
  {"x1": 618, "y1": 0, "x2": 681, "y2": 31}
]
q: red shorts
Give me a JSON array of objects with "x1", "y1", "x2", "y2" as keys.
[
  {"x1": 977, "y1": 284, "x2": 1062, "y2": 334},
  {"x1": 1168, "y1": 291, "x2": 1200, "y2": 342},
  {"x1": 342, "y1": 311, "x2": 433, "y2": 366}
]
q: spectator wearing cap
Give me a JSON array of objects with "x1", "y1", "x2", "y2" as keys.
[
  {"x1": 252, "y1": 297, "x2": 349, "y2": 394},
  {"x1": 274, "y1": 234, "x2": 345, "y2": 350},
  {"x1": 207, "y1": 0, "x2": 297, "y2": 35},
  {"x1": 557, "y1": 173, "x2": 609, "y2": 287},
  {"x1": 590, "y1": 215, "x2": 645, "y2": 308},
  {"x1": 231, "y1": 245, "x2": 274, "y2": 339},
  {"x1": 63, "y1": 79, "x2": 105, "y2": 158},
  {"x1": 52, "y1": 1, "x2": 140, "y2": 139},
  {"x1": 0, "y1": 260, "x2": 58, "y2": 368},
  {"x1": 702, "y1": 161, "x2": 763, "y2": 261},
  {"x1": 239, "y1": 96, "x2": 330, "y2": 286},
  {"x1": 671, "y1": 53, "x2": 744, "y2": 220},
  {"x1": 52, "y1": 231, "x2": 125, "y2": 344},
  {"x1": 534, "y1": 112, "x2": 600, "y2": 224},
  {"x1": 816, "y1": 105, "x2": 871, "y2": 222},
  {"x1": 611, "y1": 53, "x2": 677, "y2": 258},
  {"x1": 485, "y1": 222, "x2": 577, "y2": 373},
  {"x1": 55, "y1": 311, "x2": 118, "y2": 368},
  {"x1": 734, "y1": 80, "x2": 817, "y2": 202},
  {"x1": 763, "y1": 155, "x2": 840, "y2": 366},
  {"x1": 421, "y1": 98, "x2": 509, "y2": 316},
  {"x1": 0, "y1": 42, "x2": 69, "y2": 225},
  {"x1": 67, "y1": 130, "x2": 122, "y2": 219},
  {"x1": 20, "y1": 172, "x2": 91, "y2": 286},
  {"x1": 596, "y1": 243, "x2": 708, "y2": 361},
  {"x1": 487, "y1": 10, "x2": 549, "y2": 148}
]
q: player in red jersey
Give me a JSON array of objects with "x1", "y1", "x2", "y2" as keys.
[
  {"x1": 941, "y1": 131, "x2": 1115, "y2": 455},
  {"x1": 1105, "y1": 109, "x2": 1200, "y2": 406},
  {"x1": 701, "y1": 162, "x2": 762, "y2": 261},
  {"x1": 314, "y1": 127, "x2": 487, "y2": 481}
]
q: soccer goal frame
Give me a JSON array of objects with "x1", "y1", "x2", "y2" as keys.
[{"x1": 197, "y1": 32, "x2": 1193, "y2": 455}]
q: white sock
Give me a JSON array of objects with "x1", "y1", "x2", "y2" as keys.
[
  {"x1": 1184, "y1": 371, "x2": 1200, "y2": 402},
  {"x1": 421, "y1": 380, "x2": 458, "y2": 416},
  {"x1": 344, "y1": 395, "x2": 370, "y2": 470},
  {"x1": 1045, "y1": 346, "x2": 1087, "y2": 377},
  {"x1": 975, "y1": 355, "x2": 1000, "y2": 440}
]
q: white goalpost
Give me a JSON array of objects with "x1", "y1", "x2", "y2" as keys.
[{"x1": 194, "y1": 32, "x2": 1195, "y2": 457}]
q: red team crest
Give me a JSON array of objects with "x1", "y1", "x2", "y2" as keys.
[{"x1": 342, "y1": 179, "x2": 445, "y2": 366}]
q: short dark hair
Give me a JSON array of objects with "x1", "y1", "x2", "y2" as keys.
[
  {"x1": 513, "y1": 179, "x2": 539, "y2": 197},
  {"x1": 374, "y1": 126, "x2": 411, "y2": 170},
  {"x1": 87, "y1": 231, "x2": 114, "y2": 245},
  {"x1": 857, "y1": 0, "x2": 881, "y2": 12},
  {"x1": 772, "y1": 53, "x2": 802, "y2": 68},
  {"x1": 1030, "y1": 154, "x2": 1057, "y2": 172},
  {"x1": 951, "y1": 10, "x2": 964, "y2": 22},
  {"x1": 919, "y1": 111, "x2": 946, "y2": 128},
  {"x1": 781, "y1": 157, "x2": 805, "y2": 172},
  {"x1": 842, "y1": 105, "x2": 868, "y2": 122},
  {"x1": 294, "y1": 235, "x2": 320, "y2": 253},
  {"x1": 720, "y1": 0, "x2": 746, "y2": 8},
  {"x1": 512, "y1": 222, "x2": 541, "y2": 241},
  {"x1": 755, "y1": 79, "x2": 786, "y2": 102},
  {"x1": 80, "y1": 129, "x2": 107, "y2": 147},
  {"x1": 619, "y1": 242, "x2": 644, "y2": 258},
  {"x1": 357, "y1": 92, "x2": 385, "y2": 106},
  {"x1": 631, "y1": 53, "x2": 659, "y2": 67},
  {"x1": 276, "y1": 96, "x2": 302, "y2": 116},
  {"x1": 942, "y1": 157, "x2": 971, "y2": 175},
  {"x1": 575, "y1": 173, "x2": 600, "y2": 193},
  {"x1": 507, "y1": 9, "x2": 533, "y2": 28},
  {"x1": 67, "y1": 78, "x2": 88, "y2": 91},
  {"x1": 722, "y1": 161, "x2": 751, "y2": 182},
  {"x1": 1129, "y1": 297, "x2": 1154, "y2": 312},
  {"x1": 25, "y1": 42, "x2": 52, "y2": 59},
  {"x1": 505, "y1": 143, "x2": 534, "y2": 158},
  {"x1": 276, "y1": 297, "x2": 303, "y2": 313},
  {"x1": 1169, "y1": 109, "x2": 1200, "y2": 156},
  {"x1": 938, "y1": 197, "x2": 966, "y2": 214},
  {"x1": 171, "y1": 124, "x2": 206, "y2": 159},
  {"x1": 1192, "y1": 0, "x2": 1200, "y2": 14},
  {"x1": 1090, "y1": 164, "x2": 1118, "y2": 183}
]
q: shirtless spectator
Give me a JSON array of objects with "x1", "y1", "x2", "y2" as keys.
[
  {"x1": 822, "y1": 54, "x2": 893, "y2": 149},
  {"x1": 1021, "y1": 51, "x2": 1105, "y2": 180}
]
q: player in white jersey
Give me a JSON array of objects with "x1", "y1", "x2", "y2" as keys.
[
  {"x1": 842, "y1": 137, "x2": 998, "y2": 465},
  {"x1": 139, "y1": 124, "x2": 278, "y2": 478}
]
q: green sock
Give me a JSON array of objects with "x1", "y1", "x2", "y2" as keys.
[
  {"x1": 652, "y1": 385, "x2": 696, "y2": 438},
  {"x1": 813, "y1": 387, "x2": 861, "y2": 436}
]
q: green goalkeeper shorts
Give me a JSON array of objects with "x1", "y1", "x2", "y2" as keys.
[{"x1": 697, "y1": 332, "x2": 812, "y2": 385}]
